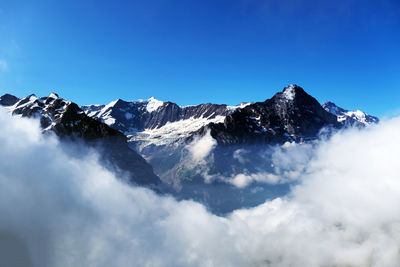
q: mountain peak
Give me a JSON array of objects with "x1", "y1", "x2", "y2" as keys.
[
  {"x1": 323, "y1": 101, "x2": 336, "y2": 106},
  {"x1": 277, "y1": 84, "x2": 307, "y2": 102},
  {"x1": 48, "y1": 93, "x2": 59, "y2": 99},
  {"x1": 106, "y1": 98, "x2": 126, "y2": 109},
  {"x1": 146, "y1": 97, "x2": 164, "y2": 112},
  {"x1": 322, "y1": 101, "x2": 346, "y2": 117},
  {"x1": 282, "y1": 85, "x2": 297, "y2": 100},
  {"x1": 0, "y1": 93, "x2": 19, "y2": 106},
  {"x1": 0, "y1": 93, "x2": 17, "y2": 98},
  {"x1": 27, "y1": 94, "x2": 38, "y2": 100}
]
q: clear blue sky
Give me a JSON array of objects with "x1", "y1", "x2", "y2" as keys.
[{"x1": 0, "y1": 0, "x2": 399, "y2": 117}]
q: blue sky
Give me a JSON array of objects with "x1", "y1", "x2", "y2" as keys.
[{"x1": 0, "y1": 0, "x2": 399, "y2": 117}]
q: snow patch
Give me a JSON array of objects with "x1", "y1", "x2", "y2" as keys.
[
  {"x1": 28, "y1": 94, "x2": 38, "y2": 102},
  {"x1": 283, "y1": 85, "x2": 296, "y2": 101},
  {"x1": 227, "y1": 102, "x2": 252, "y2": 111},
  {"x1": 48, "y1": 93, "x2": 59, "y2": 99},
  {"x1": 105, "y1": 99, "x2": 119, "y2": 109},
  {"x1": 146, "y1": 97, "x2": 163, "y2": 113},
  {"x1": 103, "y1": 117, "x2": 116, "y2": 125},
  {"x1": 129, "y1": 115, "x2": 226, "y2": 149}
]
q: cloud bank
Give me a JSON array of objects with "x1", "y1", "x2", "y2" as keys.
[
  {"x1": 1, "y1": 108, "x2": 400, "y2": 266},
  {"x1": 230, "y1": 142, "x2": 316, "y2": 188}
]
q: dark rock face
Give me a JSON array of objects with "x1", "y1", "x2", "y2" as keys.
[
  {"x1": 203, "y1": 85, "x2": 340, "y2": 145},
  {"x1": 0, "y1": 94, "x2": 19, "y2": 106},
  {"x1": 1, "y1": 93, "x2": 161, "y2": 186}
]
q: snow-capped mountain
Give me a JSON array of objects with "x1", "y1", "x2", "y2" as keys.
[
  {"x1": 1, "y1": 86, "x2": 380, "y2": 213},
  {"x1": 81, "y1": 85, "x2": 379, "y2": 152},
  {"x1": 203, "y1": 85, "x2": 341, "y2": 145},
  {"x1": 322, "y1": 101, "x2": 379, "y2": 126},
  {"x1": 82, "y1": 97, "x2": 249, "y2": 150},
  {"x1": 0, "y1": 93, "x2": 161, "y2": 186},
  {"x1": 78, "y1": 85, "x2": 379, "y2": 185}
]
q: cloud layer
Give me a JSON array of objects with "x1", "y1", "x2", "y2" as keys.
[{"x1": 1, "y1": 109, "x2": 400, "y2": 266}]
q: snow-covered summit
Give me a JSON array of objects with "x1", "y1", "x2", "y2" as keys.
[
  {"x1": 48, "y1": 93, "x2": 59, "y2": 99},
  {"x1": 322, "y1": 101, "x2": 379, "y2": 126},
  {"x1": 146, "y1": 97, "x2": 164, "y2": 112},
  {"x1": 283, "y1": 84, "x2": 296, "y2": 100}
]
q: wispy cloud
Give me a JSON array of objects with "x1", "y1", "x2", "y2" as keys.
[{"x1": 0, "y1": 59, "x2": 8, "y2": 71}]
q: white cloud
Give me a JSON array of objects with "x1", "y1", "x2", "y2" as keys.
[
  {"x1": 230, "y1": 172, "x2": 279, "y2": 188},
  {"x1": 185, "y1": 130, "x2": 217, "y2": 163},
  {"x1": 216, "y1": 142, "x2": 315, "y2": 188},
  {"x1": 227, "y1": 119, "x2": 400, "y2": 266},
  {"x1": 0, "y1": 59, "x2": 8, "y2": 71},
  {"x1": 0, "y1": 111, "x2": 236, "y2": 266},
  {"x1": 233, "y1": 148, "x2": 249, "y2": 164},
  {"x1": 1, "y1": 109, "x2": 400, "y2": 266}
]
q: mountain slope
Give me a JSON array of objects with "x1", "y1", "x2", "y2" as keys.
[{"x1": 1, "y1": 93, "x2": 161, "y2": 186}]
